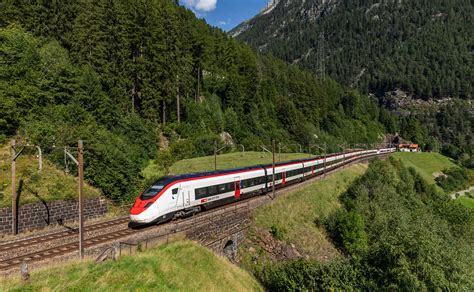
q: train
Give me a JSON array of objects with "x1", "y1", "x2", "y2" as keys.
[{"x1": 130, "y1": 148, "x2": 396, "y2": 225}]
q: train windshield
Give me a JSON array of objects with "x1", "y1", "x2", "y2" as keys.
[{"x1": 140, "y1": 184, "x2": 165, "y2": 200}]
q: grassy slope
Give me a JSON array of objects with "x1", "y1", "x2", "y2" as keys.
[
  {"x1": 1, "y1": 241, "x2": 262, "y2": 291},
  {"x1": 457, "y1": 195, "x2": 474, "y2": 208},
  {"x1": 0, "y1": 145, "x2": 101, "y2": 208},
  {"x1": 143, "y1": 151, "x2": 311, "y2": 179},
  {"x1": 241, "y1": 163, "x2": 368, "y2": 266},
  {"x1": 391, "y1": 152, "x2": 458, "y2": 184}
]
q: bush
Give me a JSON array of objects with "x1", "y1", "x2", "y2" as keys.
[
  {"x1": 325, "y1": 209, "x2": 367, "y2": 259},
  {"x1": 435, "y1": 168, "x2": 470, "y2": 193},
  {"x1": 259, "y1": 259, "x2": 359, "y2": 291}
]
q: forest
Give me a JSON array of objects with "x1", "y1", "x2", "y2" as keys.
[
  {"x1": 0, "y1": 0, "x2": 392, "y2": 201},
  {"x1": 234, "y1": 0, "x2": 473, "y2": 159},
  {"x1": 260, "y1": 158, "x2": 474, "y2": 290}
]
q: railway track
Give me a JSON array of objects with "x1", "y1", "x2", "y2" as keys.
[
  {"x1": 0, "y1": 228, "x2": 136, "y2": 271},
  {"x1": 0, "y1": 154, "x2": 385, "y2": 273},
  {"x1": 0, "y1": 217, "x2": 129, "y2": 253}
]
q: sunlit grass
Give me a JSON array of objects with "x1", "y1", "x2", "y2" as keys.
[
  {"x1": 392, "y1": 152, "x2": 458, "y2": 184},
  {"x1": 250, "y1": 163, "x2": 368, "y2": 260},
  {"x1": 0, "y1": 144, "x2": 100, "y2": 208},
  {"x1": 1, "y1": 241, "x2": 262, "y2": 291},
  {"x1": 456, "y1": 194, "x2": 474, "y2": 208},
  {"x1": 142, "y1": 151, "x2": 311, "y2": 180}
]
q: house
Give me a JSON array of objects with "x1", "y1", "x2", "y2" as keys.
[{"x1": 399, "y1": 144, "x2": 420, "y2": 152}]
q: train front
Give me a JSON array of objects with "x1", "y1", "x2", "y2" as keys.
[{"x1": 130, "y1": 177, "x2": 174, "y2": 225}]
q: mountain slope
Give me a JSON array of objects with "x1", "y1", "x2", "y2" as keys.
[
  {"x1": 232, "y1": 0, "x2": 473, "y2": 100},
  {"x1": 0, "y1": 0, "x2": 390, "y2": 201}
]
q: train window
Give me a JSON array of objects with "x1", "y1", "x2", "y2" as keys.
[
  {"x1": 172, "y1": 188, "x2": 178, "y2": 195},
  {"x1": 241, "y1": 180, "x2": 248, "y2": 189},
  {"x1": 249, "y1": 179, "x2": 255, "y2": 187},
  {"x1": 218, "y1": 184, "x2": 227, "y2": 193},
  {"x1": 226, "y1": 182, "x2": 235, "y2": 192},
  {"x1": 140, "y1": 184, "x2": 165, "y2": 200},
  {"x1": 208, "y1": 185, "x2": 217, "y2": 195},
  {"x1": 195, "y1": 187, "x2": 206, "y2": 199}
]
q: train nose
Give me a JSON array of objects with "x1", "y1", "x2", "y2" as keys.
[{"x1": 130, "y1": 200, "x2": 154, "y2": 215}]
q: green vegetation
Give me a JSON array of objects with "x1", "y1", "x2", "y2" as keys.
[
  {"x1": 234, "y1": 0, "x2": 473, "y2": 158},
  {"x1": 247, "y1": 164, "x2": 367, "y2": 262},
  {"x1": 143, "y1": 151, "x2": 310, "y2": 180},
  {"x1": 1, "y1": 241, "x2": 262, "y2": 291},
  {"x1": 435, "y1": 168, "x2": 470, "y2": 193},
  {"x1": 457, "y1": 196, "x2": 474, "y2": 209},
  {"x1": 392, "y1": 152, "x2": 457, "y2": 184},
  {"x1": 258, "y1": 159, "x2": 474, "y2": 290},
  {"x1": 235, "y1": 0, "x2": 473, "y2": 100},
  {"x1": 0, "y1": 145, "x2": 100, "y2": 208},
  {"x1": 0, "y1": 1, "x2": 392, "y2": 203}
]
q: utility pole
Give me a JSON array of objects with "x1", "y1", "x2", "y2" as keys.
[
  {"x1": 278, "y1": 142, "x2": 281, "y2": 162},
  {"x1": 272, "y1": 140, "x2": 276, "y2": 200},
  {"x1": 323, "y1": 143, "x2": 327, "y2": 177},
  {"x1": 10, "y1": 140, "x2": 41, "y2": 235},
  {"x1": 78, "y1": 140, "x2": 84, "y2": 259},
  {"x1": 214, "y1": 141, "x2": 217, "y2": 171},
  {"x1": 214, "y1": 142, "x2": 227, "y2": 171},
  {"x1": 64, "y1": 141, "x2": 84, "y2": 259},
  {"x1": 11, "y1": 140, "x2": 17, "y2": 235},
  {"x1": 176, "y1": 75, "x2": 180, "y2": 124},
  {"x1": 36, "y1": 146, "x2": 42, "y2": 173}
]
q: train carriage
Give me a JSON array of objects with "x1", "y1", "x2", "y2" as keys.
[{"x1": 130, "y1": 147, "x2": 396, "y2": 225}]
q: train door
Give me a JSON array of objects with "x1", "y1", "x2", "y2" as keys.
[
  {"x1": 282, "y1": 171, "x2": 286, "y2": 185},
  {"x1": 178, "y1": 186, "x2": 191, "y2": 207},
  {"x1": 234, "y1": 177, "x2": 241, "y2": 198},
  {"x1": 311, "y1": 165, "x2": 315, "y2": 175}
]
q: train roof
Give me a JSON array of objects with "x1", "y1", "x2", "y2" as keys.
[
  {"x1": 150, "y1": 152, "x2": 350, "y2": 186},
  {"x1": 151, "y1": 165, "x2": 263, "y2": 186}
]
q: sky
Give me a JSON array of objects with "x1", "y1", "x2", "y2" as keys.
[{"x1": 179, "y1": 0, "x2": 269, "y2": 31}]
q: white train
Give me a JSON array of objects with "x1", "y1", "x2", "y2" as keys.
[{"x1": 130, "y1": 148, "x2": 396, "y2": 225}]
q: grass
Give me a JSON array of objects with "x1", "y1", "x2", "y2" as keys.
[
  {"x1": 392, "y1": 152, "x2": 458, "y2": 184},
  {"x1": 242, "y1": 163, "x2": 368, "y2": 264},
  {"x1": 0, "y1": 144, "x2": 101, "y2": 208},
  {"x1": 1, "y1": 240, "x2": 262, "y2": 292},
  {"x1": 456, "y1": 196, "x2": 474, "y2": 208},
  {"x1": 142, "y1": 151, "x2": 311, "y2": 180}
]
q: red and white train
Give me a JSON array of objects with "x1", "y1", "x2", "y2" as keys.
[{"x1": 130, "y1": 148, "x2": 395, "y2": 225}]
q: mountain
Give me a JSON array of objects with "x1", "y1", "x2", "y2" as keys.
[
  {"x1": 0, "y1": 0, "x2": 390, "y2": 201},
  {"x1": 232, "y1": 0, "x2": 473, "y2": 100}
]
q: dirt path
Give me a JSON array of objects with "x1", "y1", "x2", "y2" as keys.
[{"x1": 450, "y1": 186, "x2": 474, "y2": 199}]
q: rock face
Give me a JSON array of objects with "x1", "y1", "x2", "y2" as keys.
[
  {"x1": 219, "y1": 132, "x2": 234, "y2": 147},
  {"x1": 244, "y1": 227, "x2": 302, "y2": 262}
]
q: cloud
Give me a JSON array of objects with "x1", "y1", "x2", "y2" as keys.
[
  {"x1": 219, "y1": 20, "x2": 227, "y2": 25},
  {"x1": 183, "y1": 0, "x2": 217, "y2": 12}
]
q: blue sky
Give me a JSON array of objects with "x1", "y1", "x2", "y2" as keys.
[{"x1": 179, "y1": 0, "x2": 269, "y2": 31}]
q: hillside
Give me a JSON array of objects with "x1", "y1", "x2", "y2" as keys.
[
  {"x1": 232, "y1": 0, "x2": 473, "y2": 100},
  {"x1": 231, "y1": 0, "x2": 473, "y2": 159},
  {"x1": 0, "y1": 0, "x2": 391, "y2": 202},
  {"x1": 392, "y1": 152, "x2": 457, "y2": 184},
  {"x1": 0, "y1": 144, "x2": 101, "y2": 208},
  {"x1": 239, "y1": 163, "x2": 368, "y2": 271},
  {"x1": 249, "y1": 159, "x2": 474, "y2": 290},
  {"x1": 0, "y1": 241, "x2": 262, "y2": 291},
  {"x1": 143, "y1": 151, "x2": 310, "y2": 180}
]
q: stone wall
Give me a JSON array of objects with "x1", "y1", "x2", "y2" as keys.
[{"x1": 0, "y1": 198, "x2": 108, "y2": 235}]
